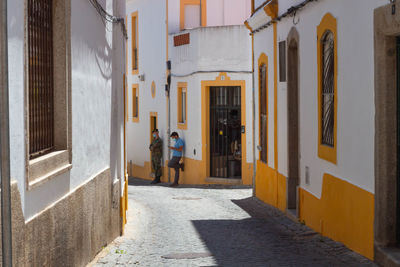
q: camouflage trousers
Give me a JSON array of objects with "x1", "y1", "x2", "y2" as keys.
[{"x1": 152, "y1": 155, "x2": 162, "y2": 177}]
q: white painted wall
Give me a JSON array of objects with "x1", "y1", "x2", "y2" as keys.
[
  {"x1": 170, "y1": 26, "x2": 253, "y2": 164},
  {"x1": 7, "y1": 0, "x2": 125, "y2": 219},
  {"x1": 126, "y1": 0, "x2": 169, "y2": 168},
  {"x1": 168, "y1": 0, "x2": 251, "y2": 34},
  {"x1": 251, "y1": 0, "x2": 387, "y2": 198}
]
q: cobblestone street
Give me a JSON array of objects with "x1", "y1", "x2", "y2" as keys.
[{"x1": 88, "y1": 178, "x2": 375, "y2": 267}]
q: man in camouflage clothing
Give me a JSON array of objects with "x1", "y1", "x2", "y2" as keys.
[{"x1": 149, "y1": 129, "x2": 163, "y2": 184}]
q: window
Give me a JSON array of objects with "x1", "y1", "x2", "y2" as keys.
[
  {"x1": 178, "y1": 82, "x2": 187, "y2": 129},
  {"x1": 28, "y1": 0, "x2": 54, "y2": 159},
  {"x1": 321, "y1": 31, "x2": 334, "y2": 147},
  {"x1": 131, "y1": 12, "x2": 138, "y2": 74},
  {"x1": 132, "y1": 84, "x2": 139, "y2": 122},
  {"x1": 279, "y1": 41, "x2": 286, "y2": 82},
  {"x1": 317, "y1": 13, "x2": 337, "y2": 164},
  {"x1": 180, "y1": 0, "x2": 207, "y2": 30},
  {"x1": 26, "y1": 0, "x2": 72, "y2": 189},
  {"x1": 259, "y1": 63, "x2": 268, "y2": 163}
]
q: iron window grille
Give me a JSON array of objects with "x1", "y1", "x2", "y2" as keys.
[
  {"x1": 28, "y1": 0, "x2": 55, "y2": 159},
  {"x1": 321, "y1": 31, "x2": 335, "y2": 147},
  {"x1": 259, "y1": 64, "x2": 268, "y2": 163}
]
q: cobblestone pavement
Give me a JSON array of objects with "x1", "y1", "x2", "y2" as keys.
[{"x1": 88, "y1": 178, "x2": 375, "y2": 267}]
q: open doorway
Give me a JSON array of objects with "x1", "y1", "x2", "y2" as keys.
[{"x1": 287, "y1": 28, "x2": 300, "y2": 216}]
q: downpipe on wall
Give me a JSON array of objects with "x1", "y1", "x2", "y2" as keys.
[{"x1": 0, "y1": 0, "x2": 13, "y2": 265}]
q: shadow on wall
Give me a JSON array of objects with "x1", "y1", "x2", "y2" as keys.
[{"x1": 190, "y1": 197, "x2": 373, "y2": 266}]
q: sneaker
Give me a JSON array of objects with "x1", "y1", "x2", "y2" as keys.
[
  {"x1": 150, "y1": 178, "x2": 161, "y2": 184},
  {"x1": 169, "y1": 182, "x2": 179, "y2": 187},
  {"x1": 180, "y1": 163, "x2": 184, "y2": 172}
]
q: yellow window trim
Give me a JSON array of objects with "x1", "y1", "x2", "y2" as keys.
[
  {"x1": 317, "y1": 13, "x2": 337, "y2": 164},
  {"x1": 131, "y1": 11, "x2": 139, "y2": 75},
  {"x1": 258, "y1": 53, "x2": 268, "y2": 164},
  {"x1": 177, "y1": 82, "x2": 188, "y2": 130},
  {"x1": 132, "y1": 84, "x2": 139, "y2": 123},
  {"x1": 179, "y1": 0, "x2": 207, "y2": 31}
]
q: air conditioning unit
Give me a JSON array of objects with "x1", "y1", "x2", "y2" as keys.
[{"x1": 138, "y1": 74, "x2": 145, "y2": 81}]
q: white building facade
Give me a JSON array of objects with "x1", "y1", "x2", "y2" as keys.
[
  {"x1": 247, "y1": 0, "x2": 399, "y2": 264},
  {"x1": 4, "y1": 0, "x2": 127, "y2": 265},
  {"x1": 126, "y1": 0, "x2": 253, "y2": 185}
]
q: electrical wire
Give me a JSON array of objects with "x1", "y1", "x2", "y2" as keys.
[{"x1": 88, "y1": 0, "x2": 128, "y2": 39}]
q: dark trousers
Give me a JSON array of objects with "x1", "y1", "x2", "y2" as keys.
[{"x1": 168, "y1": 156, "x2": 181, "y2": 183}]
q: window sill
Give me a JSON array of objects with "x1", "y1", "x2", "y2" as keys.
[
  {"x1": 28, "y1": 150, "x2": 71, "y2": 190},
  {"x1": 178, "y1": 123, "x2": 187, "y2": 130},
  {"x1": 132, "y1": 117, "x2": 139, "y2": 123},
  {"x1": 318, "y1": 144, "x2": 337, "y2": 164}
]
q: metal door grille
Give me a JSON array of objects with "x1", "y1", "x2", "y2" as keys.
[
  {"x1": 396, "y1": 36, "x2": 400, "y2": 243},
  {"x1": 259, "y1": 64, "x2": 267, "y2": 163},
  {"x1": 210, "y1": 87, "x2": 241, "y2": 178},
  {"x1": 28, "y1": 0, "x2": 54, "y2": 158},
  {"x1": 321, "y1": 31, "x2": 334, "y2": 147}
]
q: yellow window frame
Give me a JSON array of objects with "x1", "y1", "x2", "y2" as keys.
[
  {"x1": 180, "y1": 0, "x2": 207, "y2": 30},
  {"x1": 177, "y1": 82, "x2": 187, "y2": 130},
  {"x1": 317, "y1": 13, "x2": 337, "y2": 164}
]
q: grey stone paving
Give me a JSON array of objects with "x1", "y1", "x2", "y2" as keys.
[{"x1": 88, "y1": 178, "x2": 376, "y2": 267}]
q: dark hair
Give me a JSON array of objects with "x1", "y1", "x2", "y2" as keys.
[
  {"x1": 170, "y1": 131, "x2": 179, "y2": 137},
  {"x1": 152, "y1": 129, "x2": 159, "y2": 133}
]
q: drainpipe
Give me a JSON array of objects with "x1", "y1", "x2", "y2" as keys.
[{"x1": 0, "y1": 0, "x2": 13, "y2": 265}]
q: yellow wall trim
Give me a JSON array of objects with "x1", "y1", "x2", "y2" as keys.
[
  {"x1": 244, "y1": 21, "x2": 253, "y2": 32},
  {"x1": 255, "y1": 161, "x2": 287, "y2": 211},
  {"x1": 180, "y1": 0, "x2": 207, "y2": 30},
  {"x1": 317, "y1": 13, "x2": 337, "y2": 164},
  {"x1": 273, "y1": 23, "x2": 278, "y2": 171},
  {"x1": 299, "y1": 174, "x2": 374, "y2": 259},
  {"x1": 263, "y1": 0, "x2": 278, "y2": 19}
]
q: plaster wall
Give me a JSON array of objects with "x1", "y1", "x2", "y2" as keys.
[
  {"x1": 126, "y1": 0, "x2": 169, "y2": 169},
  {"x1": 252, "y1": 0, "x2": 386, "y2": 198},
  {"x1": 7, "y1": 0, "x2": 125, "y2": 220},
  {"x1": 171, "y1": 26, "x2": 252, "y2": 76}
]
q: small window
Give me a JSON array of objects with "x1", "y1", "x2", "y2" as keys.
[
  {"x1": 177, "y1": 83, "x2": 187, "y2": 129},
  {"x1": 132, "y1": 85, "x2": 139, "y2": 122},
  {"x1": 279, "y1": 41, "x2": 286, "y2": 82},
  {"x1": 259, "y1": 64, "x2": 268, "y2": 163},
  {"x1": 321, "y1": 31, "x2": 334, "y2": 147},
  {"x1": 28, "y1": 0, "x2": 54, "y2": 159},
  {"x1": 131, "y1": 12, "x2": 138, "y2": 73}
]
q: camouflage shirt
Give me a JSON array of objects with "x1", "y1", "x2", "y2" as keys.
[{"x1": 150, "y1": 137, "x2": 163, "y2": 157}]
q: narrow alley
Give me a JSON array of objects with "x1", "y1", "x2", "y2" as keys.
[{"x1": 90, "y1": 178, "x2": 374, "y2": 267}]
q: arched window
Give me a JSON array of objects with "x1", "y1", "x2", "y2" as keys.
[
  {"x1": 317, "y1": 13, "x2": 337, "y2": 164},
  {"x1": 321, "y1": 31, "x2": 334, "y2": 147}
]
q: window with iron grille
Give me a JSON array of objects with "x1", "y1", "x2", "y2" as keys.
[
  {"x1": 259, "y1": 64, "x2": 268, "y2": 163},
  {"x1": 28, "y1": 0, "x2": 54, "y2": 159},
  {"x1": 131, "y1": 13, "x2": 138, "y2": 72},
  {"x1": 279, "y1": 41, "x2": 286, "y2": 82},
  {"x1": 321, "y1": 31, "x2": 335, "y2": 147},
  {"x1": 132, "y1": 86, "x2": 139, "y2": 119},
  {"x1": 179, "y1": 87, "x2": 187, "y2": 124}
]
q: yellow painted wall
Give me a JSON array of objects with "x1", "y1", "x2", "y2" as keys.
[
  {"x1": 299, "y1": 174, "x2": 374, "y2": 260},
  {"x1": 255, "y1": 161, "x2": 286, "y2": 211},
  {"x1": 128, "y1": 159, "x2": 253, "y2": 185}
]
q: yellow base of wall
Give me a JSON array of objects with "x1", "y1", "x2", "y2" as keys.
[
  {"x1": 255, "y1": 160, "x2": 287, "y2": 211},
  {"x1": 128, "y1": 159, "x2": 253, "y2": 185},
  {"x1": 299, "y1": 174, "x2": 374, "y2": 260}
]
